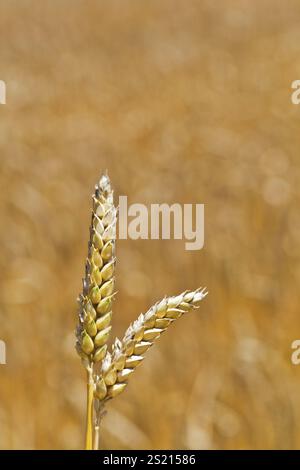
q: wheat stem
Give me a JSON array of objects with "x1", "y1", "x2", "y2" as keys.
[
  {"x1": 76, "y1": 173, "x2": 117, "y2": 449},
  {"x1": 77, "y1": 174, "x2": 208, "y2": 449},
  {"x1": 85, "y1": 367, "x2": 94, "y2": 450},
  {"x1": 92, "y1": 399, "x2": 105, "y2": 449},
  {"x1": 93, "y1": 425, "x2": 100, "y2": 450}
]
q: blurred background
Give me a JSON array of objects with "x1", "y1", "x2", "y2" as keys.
[{"x1": 0, "y1": 0, "x2": 300, "y2": 450}]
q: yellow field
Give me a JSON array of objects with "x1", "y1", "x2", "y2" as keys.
[{"x1": 0, "y1": 0, "x2": 300, "y2": 449}]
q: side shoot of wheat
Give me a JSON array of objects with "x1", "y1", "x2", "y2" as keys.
[{"x1": 75, "y1": 174, "x2": 208, "y2": 450}]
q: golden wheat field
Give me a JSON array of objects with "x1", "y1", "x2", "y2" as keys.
[{"x1": 1, "y1": 0, "x2": 300, "y2": 450}]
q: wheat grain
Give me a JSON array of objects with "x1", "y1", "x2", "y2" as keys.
[
  {"x1": 95, "y1": 288, "x2": 208, "y2": 401},
  {"x1": 76, "y1": 174, "x2": 117, "y2": 367}
]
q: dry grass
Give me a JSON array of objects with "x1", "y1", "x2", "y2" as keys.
[{"x1": 0, "y1": 0, "x2": 300, "y2": 449}]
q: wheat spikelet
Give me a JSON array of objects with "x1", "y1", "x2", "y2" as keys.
[
  {"x1": 94, "y1": 288, "x2": 208, "y2": 400},
  {"x1": 76, "y1": 174, "x2": 117, "y2": 367}
]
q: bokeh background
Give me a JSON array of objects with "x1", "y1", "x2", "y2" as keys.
[{"x1": 0, "y1": 0, "x2": 300, "y2": 450}]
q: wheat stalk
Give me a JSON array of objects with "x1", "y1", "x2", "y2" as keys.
[
  {"x1": 76, "y1": 173, "x2": 208, "y2": 450},
  {"x1": 76, "y1": 173, "x2": 117, "y2": 449}
]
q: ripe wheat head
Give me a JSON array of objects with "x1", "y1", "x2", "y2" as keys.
[{"x1": 76, "y1": 174, "x2": 116, "y2": 367}]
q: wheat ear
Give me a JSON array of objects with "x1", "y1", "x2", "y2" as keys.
[
  {"x1": 94, "y1": 288, "x2": 207, "y2": 402},
  {"x1": 76, "y1": 174, "x2": 117, "y2": 449}
]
